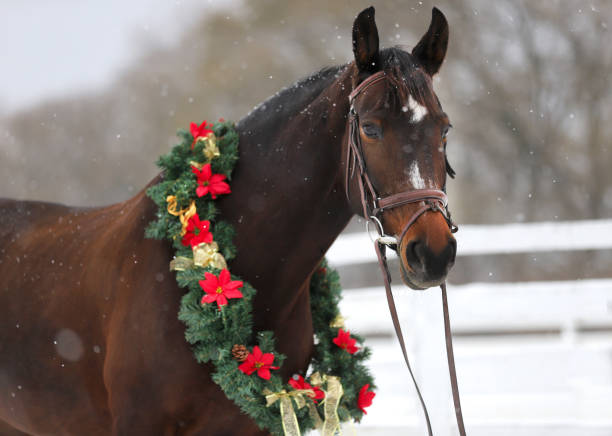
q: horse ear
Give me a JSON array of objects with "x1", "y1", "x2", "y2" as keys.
[
  {"x1": 412, "y1": 7, "x2": 449, "y2": 76},
  {"x1": 352, "y1": 6, "x2": 380, "y2": 73}
]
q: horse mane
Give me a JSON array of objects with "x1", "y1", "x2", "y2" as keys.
[
  {"x1": 237, "y1": 65, "x2": 345, "y2": 130},
  {"x1": 237, "y1": 46, "x2": 441, "y2": 133}
]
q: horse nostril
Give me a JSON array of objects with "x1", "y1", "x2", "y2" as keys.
[
  {"x1": 404, "y1": 238, "x2": 456, "y2": 278},
  {"x1": 404, "y1": 240, "x2": 425, "y2": 271},
  {"x1": 448, "y1": 238, "x2": 457, "y2": 264}
]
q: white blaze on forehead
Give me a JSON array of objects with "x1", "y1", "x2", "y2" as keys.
[
  {"x1": 407, "y1": 94, "x2": 428, "y2": 123},
  {"x1": 407, "y1": 161, "x2": 428, "y2": 189}
]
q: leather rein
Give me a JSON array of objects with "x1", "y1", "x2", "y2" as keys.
[{"x1": 345, "y1": 71, "x2": 466, "y2": 436}]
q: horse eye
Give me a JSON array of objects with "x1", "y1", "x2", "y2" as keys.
[
  {"x1": 443, "y1": 123, "x2": 453, "y2": 139},
  {"x1": 361, "y1": 123, "x2": 382, "y2": 139},
  {"x1": 441, "y1": 125, "x2": 452, "y2": 147}
]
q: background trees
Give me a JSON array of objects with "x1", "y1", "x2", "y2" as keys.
[{"x1": 1, "y1": 0, "x2": 610, "y2": 281}]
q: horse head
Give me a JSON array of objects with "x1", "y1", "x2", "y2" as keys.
[{"x1": 345, "y1": 7, "x2": 456, "y2": 290}]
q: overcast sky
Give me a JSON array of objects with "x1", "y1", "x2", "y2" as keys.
[{"x1": 0, "y1": 0, "x2": 230, "y2": 114}]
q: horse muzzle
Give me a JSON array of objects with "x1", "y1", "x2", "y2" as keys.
[{"x1": 399, "y1": 232, "x2": 456, "y2": 289}]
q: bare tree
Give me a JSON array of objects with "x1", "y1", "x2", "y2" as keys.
[{"x1": 1, "y1": 0, "x2": 610, "y2": 227}]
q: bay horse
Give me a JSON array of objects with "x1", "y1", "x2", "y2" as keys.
[{"x1": 0, "y1": 7, "x2": 455, "y2": 435}]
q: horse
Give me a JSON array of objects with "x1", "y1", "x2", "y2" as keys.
[{"x1": 0, "y1": 7, "x2": 455, "y2": 435}]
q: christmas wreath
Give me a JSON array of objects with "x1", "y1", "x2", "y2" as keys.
[{"x1": 146, "y1": 120, "x2": 375, "y2": 435}]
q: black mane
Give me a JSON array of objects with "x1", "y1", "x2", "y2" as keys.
[
  {"x1": 237, "y1": 65, "x2": 344, "y2": 130},
  {"x1": 237, "y1": 46, "x2": 441, "y2": 132}
]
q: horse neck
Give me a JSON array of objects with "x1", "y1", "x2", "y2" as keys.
[{"x1": 224, "y1": 67, "x2": 355, "y2": 314}]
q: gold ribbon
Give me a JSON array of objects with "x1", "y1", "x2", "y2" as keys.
[
  {"x1": 193, "y1": 242, "x2": 227, "y2": 269},
  {"x1": 194, "y1": 133, "x2": 220, "y2": 162},
  {"x1": 310, "y1": 372, "x2": 324, "y2": 387},
  {"x1": 166, "y1": 196, "x2": 196, "y2": 236},
  {"x1": 321, "y1": 376, "x2": 343, "y2": 435},
  {"x1": 264, "y1": 388, "x2": 315, "y2": 436},
  {"x1": 170, "y1": 242, "x2": 227, "y2": 271},
  {"x1": 262, "y1": 374, "x2": 345, "y2": 436},
  {"x1": 309, "y1": 372, "x2": 344, "y2": 436},
  {"x1": 166, "y1": 195, "x2": 182, "y2": 216},
  {"x1": 307, "y1": 397, "x2": 324, "y2": 430},
  {"x1": 329, "y1": 314, "x2": 346, "y2": 329}
]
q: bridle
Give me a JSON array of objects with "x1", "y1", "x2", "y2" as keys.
[
  {"x1": 345, "y1": 70, "x2": 466, "y2": 436},
  {"x1": 345, "y1": 70, "x2": 458, "y2": 241},
  {"x1": 347, "y1": 70, "x2": 465, "y2": 436}
]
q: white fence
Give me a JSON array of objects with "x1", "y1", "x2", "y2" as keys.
[{"x1": 327, "y1": 219, "x2": 612, "y2": 436}]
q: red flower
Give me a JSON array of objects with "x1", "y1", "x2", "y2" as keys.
[
  {"x1": 332, "y1": 329, "x2": 359, "y2": 354},
  {"x1": 199, "y1": 269, "x2": 243, "y2": 308},
  {"x1": 191, "y1": 164, "x2": 231, "y2": 199},
  {"x1": 181, "y1": 214, "x2": 213, "y2": 247},
  {"x1": 190, "y1": 120, "x2": 214, "y2": 147},
  {"x1": 357, "y1": 384, "x2": 375, "y2": 414},
  {"x1": 288, "y1": 375, "x2": 325, "y2": 403},
  {"x1": 238, "y1": 345, "x2": 279, "y2": 380}
]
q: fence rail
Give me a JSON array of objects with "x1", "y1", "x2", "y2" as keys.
[
  {"x1": 327, "y1": 219, "x2": 612, "y2": 266},
  {"x1": 328, "y1": 219, "x2": 612, "y2": 435},
  {"x1": 340, "y1": 278, "x2": 612, "y2": 337}
]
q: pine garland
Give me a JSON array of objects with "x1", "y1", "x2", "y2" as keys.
[{"x1": 146, "y1": 120, "x2": 375, "y2": 435}]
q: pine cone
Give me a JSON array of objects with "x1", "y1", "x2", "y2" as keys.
[{"x1": 231, "y1": 344, "x2": 249, "y2": 362}]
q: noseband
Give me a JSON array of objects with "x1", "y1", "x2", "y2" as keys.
[
  {"x1": 345, "y1": 71, "x2": 458, "y2": 247},
  {"x1": 345, "y1": 71, "x2": 466, "y2": 436}
]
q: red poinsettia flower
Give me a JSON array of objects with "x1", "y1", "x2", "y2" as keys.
[
  {"x1": 357, "y1": 384, "x2": 375, "y2": 414},
  {"x1": 238, "y1": 345, "x2": 279, "y2": 380},
  {"x1": 181, "y1": 214, "x2": 213, "y2": 247},
  {"x1": 288, "y1": 375, "x2": 325, "y2": 403},
  {"x1": 199, "y1": 269, "x2": 244, "y2": 309},
  {"x1": 332, "y1": 328, "x2": 359, "y2": 354},
  {"x1": 191, "y1": 164, "x2": 231, "y2": 199},
  {"x1": 190, "y1": 120, "x2": 214, "y2": 147}
]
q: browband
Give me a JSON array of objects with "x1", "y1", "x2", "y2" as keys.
[{"x1": 348, "y1": 71, "x2": 387, "y2": 102}]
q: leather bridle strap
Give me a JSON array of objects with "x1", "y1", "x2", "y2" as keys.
[
  {"x1": 374, "y1": 241, "x2": 433, "y2": 436},
  {"x1": 346, "y1": 71, "x2": 466, "y2": 435},
  {"x1": 375, "y1": 242, "x2": 466, "y2": 436},
  {"x1": 376, "y1": 189, "x2": 448, "y2": 212},
  {"x1": 442, "y1": 282, "x2": 467, "y2": 436},
  {"x1": 348, "y1": 70, "x2": 387, "y2": 101},
  {"x1": 376, "y1": 189, "x2": 457, "y2": 245}
]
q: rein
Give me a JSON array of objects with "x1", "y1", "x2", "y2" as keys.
[{"x1": 346, "y1": 71, "x2": 466, "y2": 436}]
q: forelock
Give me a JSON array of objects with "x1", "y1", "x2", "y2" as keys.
[{"x1": 380, "y1": 47, "x2": 442, "y2": 117}]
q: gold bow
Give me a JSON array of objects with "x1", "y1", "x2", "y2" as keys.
[
  {"x1": 309, "y1": 372, "x2": 344, "y2": 436},
  {"x1": 193, "y1": 133, "x2": 220, "y2": 163},
  {"x1": 166, "y1": 196, "x2": 197, "y2": 236},
  {"x1": 329, "y1": 314, "x2": 346, "y2": 329},
  {"x1": 263, "y1": 374, "x2": 345, "y2": 436},
  {"x1": 170, "y1": 242, "x2": 227, "y2": 271},
  {"x1": 264, "y1": 388, "x2": 315, "y2": 436}
]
